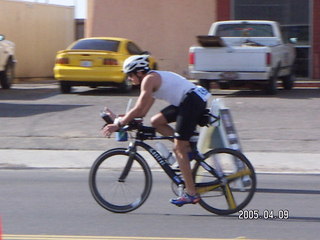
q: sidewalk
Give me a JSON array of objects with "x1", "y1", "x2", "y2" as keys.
[{"x1": 1, "y1": 149, "x2": 320, "y2": 174}]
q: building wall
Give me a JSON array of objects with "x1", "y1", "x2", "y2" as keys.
[
  {"x1": 75, "y1": 19, "x2": 85, "y2": 40},
  {"x1": 312, "y1": 0, "x2": 320, "y2": 79},
  {"x1": 0, "y1": 0, "x2": 74, "y2": 78},
  {"x1": 216, "y1": 0, "x2": 231, "y2": 21},
  {"x1": 86, "y1": 0, "x2": 217, "y2": 75}
]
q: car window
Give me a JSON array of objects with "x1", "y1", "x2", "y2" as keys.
[
  {"x1": 216, "y1": 24, "x2": 274, "y2": 37},
  {"x1": 127, "y1": 42, "x2": 143, "y2": 54},
  {"x1": 71, "y1": 39, "x2": 120, "y2": 51}
]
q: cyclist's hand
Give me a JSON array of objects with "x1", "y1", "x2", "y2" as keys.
[{"x1": 102, "y1": 123, "x2": 119, "y2": 137}]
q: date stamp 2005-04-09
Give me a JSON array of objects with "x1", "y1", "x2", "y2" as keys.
[{"x1": 238, "y1": 209, "x2": 290, "y2": 220}]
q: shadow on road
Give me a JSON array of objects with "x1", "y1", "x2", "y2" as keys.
[
  {"x1": 75, "y1": 86, "x2": 140, "y2": 97},
  {"x1": 0, "y1": 103, "x2": 90, "y2": 117},
  {"x1": 0, "y1": 87, "x2": 59, "y2": 101}
]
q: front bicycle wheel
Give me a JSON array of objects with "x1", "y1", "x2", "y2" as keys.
[
  {"x1": 193, "y1": 148, "x2": 256, "y2": 215},
  {"x1": 89, "y1": 148, "x2": 152, "y2": 213}
]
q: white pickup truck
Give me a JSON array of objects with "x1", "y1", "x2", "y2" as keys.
[
  {"x1": 0, "y1": 34, "x2": 15, "y2": 89},
  {"x1": 189, "y1": 20, "x2": 296, "y2": 94}
]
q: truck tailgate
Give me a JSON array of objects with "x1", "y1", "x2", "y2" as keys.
[{"x1": 191, "y1": 46, "x2": 269, "y2": 72}]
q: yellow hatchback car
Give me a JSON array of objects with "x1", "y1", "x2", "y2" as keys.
[{"x1": 54, "y1": 37, "x2": 157, "y2": 93}]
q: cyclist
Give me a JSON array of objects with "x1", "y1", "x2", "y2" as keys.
[{"x1": 102, "y1": 55, "x2": 211, "y2": 206}]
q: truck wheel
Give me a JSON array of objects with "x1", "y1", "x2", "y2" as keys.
[
  {"x1": 266, "y1": 66, "x2": 280, "y2": 95},
  {"x1": 266, "y1": 76, "x2": 277, "y2": 95},
  {"x1": 60, "y1": 81, "x2": 72, "y2": 94},
  {"x1": 281, "y1": 72, "x2": 295, "y2": 90},
  {"x1": 199, "y1": 79, "x2": 210, "y2": 90},
  {"x1": 0, "y1": 60, "x2": 15, "y2": 89},
  {"x1": 219, "y1": 82, "x2": 230, "y2": 89}
]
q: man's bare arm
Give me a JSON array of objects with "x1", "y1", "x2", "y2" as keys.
[{"x1": 119, "y1": 74, "x2": 159, "y2": 125}]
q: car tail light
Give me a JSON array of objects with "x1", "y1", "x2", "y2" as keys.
[
  {"x1": 56, "y1": 57, "x2": 69, "y2": 65},
  {"x1": 266, "y1": 52, "x2": 271, "y2": 66},
  {"x1": 189, "y1": 52, "x2": 195, "y2": 65},
  {"x1": 103, "y1": 58, "x2": 118, "y2": 65}
]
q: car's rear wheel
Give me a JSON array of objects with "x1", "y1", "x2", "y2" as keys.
[
  {"x1": 60, "y1": 81, "x2": 72, "y2": 94},
  {"x1": 118, "y1": 77, "x2": 132, "y2": 93},
  {"x1": 0, "y1": 60, "x2": 15, "y2": 89}
]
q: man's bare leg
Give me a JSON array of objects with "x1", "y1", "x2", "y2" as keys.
[
  {"x1": 150, "y1": 113, "x2": 174, "y2": 137},
  {"x1": 174, "y1": 139, "x2": 196, "y2": 195},
  {"x1": 151, "y1": 113, "x2": 198, "y2": 199}
]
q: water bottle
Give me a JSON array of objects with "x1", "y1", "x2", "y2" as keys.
[
  {"x1": 187, "y1": 134, "x2": 199, "y2": 160},
  {"x1": 116, "y1": 130, "x2": 128, "y2": 141},
  {"x1": 189, "y1": 134, "x2": 199, "y2": 151},
  {"x1": 100, "y1": 111, "x2": 114, "y2": 124},
  {"x1": 100, "y1": 108, "x2": 116, "y2": 124},
  {"x1": 155, "y1": 142, "x2": 176, "y2": 165},
  {"x1": 114, "y1": 116, "x2": 128, "y2": 141}
]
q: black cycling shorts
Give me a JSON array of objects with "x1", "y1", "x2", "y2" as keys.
[{"x1": 160, "y1": 91, "x2": 207, "y2": 141}]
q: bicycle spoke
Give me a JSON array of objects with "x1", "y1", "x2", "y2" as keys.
[
  {"x1": 196, "y1": 183, "x2": 221, "y2": 194},
  {"x1": 193, "y1": 148, "x2": 256, "y2": 215},
  {"x1": 224, "y1": 184, "x2": 237, "y2": 210},
  {"x1": 225, "y1": 168, "x2": 252, "y2": 182}
]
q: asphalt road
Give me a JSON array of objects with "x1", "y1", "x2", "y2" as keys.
[{"x1": 0, "y1": 170, "x2": 319, "y2": 240}]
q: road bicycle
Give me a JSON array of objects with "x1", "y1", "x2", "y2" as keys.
[{"x1": 89, "y1": 117, "x2": 256, "y2": 215}]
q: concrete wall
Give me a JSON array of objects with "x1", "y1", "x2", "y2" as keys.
[
  {"x1": 0, "y1": 0, "x2": 75, "y2": 78},
  {"x1": 86, "y1": 0, "x2": 217, "y2": 76}
]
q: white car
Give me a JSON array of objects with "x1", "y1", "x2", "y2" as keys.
[{"x1": 0, "y1": 34, "x2": 16, "y2": 89}]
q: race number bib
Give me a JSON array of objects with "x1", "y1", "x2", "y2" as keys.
[{"x1": 194, "y1": 86, "x2": 211, "y2": 101}]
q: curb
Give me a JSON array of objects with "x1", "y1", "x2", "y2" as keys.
[{"x1": 294, "y1": 80, "x2": 320, "y2": 88}]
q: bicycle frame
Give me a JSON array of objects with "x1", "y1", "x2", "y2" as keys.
[
  {"x1": 123, "y1": 136, "x2": 227, "y2": 190},
  {"x1": 128, "y1": 140, "x2": 185, "y2": 186},
  {"x1": 115, "y1": 119, "x2": 253, "y2": 202}
]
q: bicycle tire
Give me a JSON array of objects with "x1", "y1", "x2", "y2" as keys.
[
  {"x1": 89, "y1": 148, "x2": 152, "y2": 213},
  {"x1": 193, "y1": 148, "x2": 256, "y2": 215}
]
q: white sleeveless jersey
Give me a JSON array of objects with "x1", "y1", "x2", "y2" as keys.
[{"x1": 152, "y1": 70, "x2": 195, "y2": 106}]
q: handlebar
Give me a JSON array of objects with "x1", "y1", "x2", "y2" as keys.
[
  {"x1": 120, "y1": 118, "x2": 143, "y2": 131},
  {"x1": 118, "y1": 118, "x2": 159, "y2": 141}
]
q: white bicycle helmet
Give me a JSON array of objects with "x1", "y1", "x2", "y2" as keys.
[{"x1": 123, "y1": 55, "x2": 150, "y2": 74}]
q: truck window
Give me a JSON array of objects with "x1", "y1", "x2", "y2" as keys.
[{"x1": 216, "y1": 24, "x2": 274, "y2": 37}]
